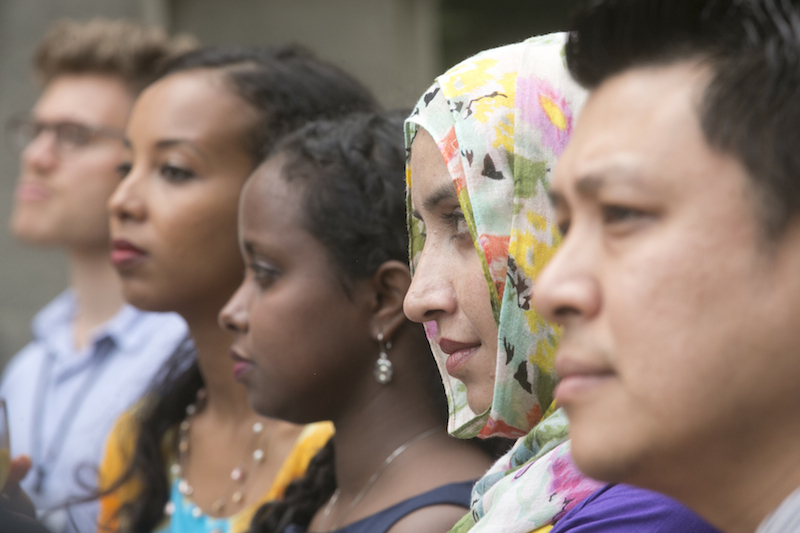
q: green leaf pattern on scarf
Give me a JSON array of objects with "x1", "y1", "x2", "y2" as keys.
[{"x1": 405, "y1": 34, "x2": 603, "y2": 533}]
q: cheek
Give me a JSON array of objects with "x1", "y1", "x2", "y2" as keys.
[
  {"x1": 462, "y1": 253, "x2": 498, "y2": 347},
  {"x1": 248, "y1": 285, "x2": 345, "y2": 365},
  {"x1": 246, "y1": 284, "x2": 365, "y2": 416},
  {"x1": 159, "y1": 190, "x2": 243, "y2": 273},
  {"x1": 605, "y1": 221, "x2": 761, "y2": 421},
  {"x1": 72, "y1": 148, "x2": 125, "y2": 191}
]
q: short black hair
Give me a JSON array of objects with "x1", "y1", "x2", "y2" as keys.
[
  {"x1": 567, "y1": 0, "x2": 800, "y2": 237},
  {"x1": 269, "y1": 110, "x2": 410, "y2": 290}
]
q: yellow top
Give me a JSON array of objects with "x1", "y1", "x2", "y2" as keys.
[{"x1": 97, "y1": 407, "x2": 334, "y2": 533}]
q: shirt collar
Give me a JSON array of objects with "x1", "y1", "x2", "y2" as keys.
[{"x1": 31, "y1": 289, "x2": 151, "y2": 359}]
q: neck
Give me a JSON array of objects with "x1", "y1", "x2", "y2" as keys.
[
  {"x1": 68, "y1": 246, "x2": 125, "y2": 350},
  {"x1": 184, "y1": 312, "x2": 254, "y2": 423},
  {"x1": 330, "y1": 347, "x2": 443, "y2": 496},
  {"x1": 651, "y1": 423, "x2": 800, "y2": 533}
]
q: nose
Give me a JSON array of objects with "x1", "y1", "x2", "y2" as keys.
[
  {"x1": 21, "y1": 130, "x2": 59, "y2": 174},
  {"x1": 219, "y1": 278, "x2": 252, "y2": 334},
  {"x1": 108, "y1": 164, "x2": 146, "y2": 223},
  {"x1": 403, "y1": 243, "x2": 458, "y2": 323},
  {"x1": 533, "y1": 231, "x2": 601, "y2": 326}
]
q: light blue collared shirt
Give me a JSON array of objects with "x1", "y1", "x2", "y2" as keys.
[
  {"x1": 0, "y1": 290, "x2": 189, "y2": 533},
  {"x1": 757, "y1": 486, "x2": 800, "y2": 533}
]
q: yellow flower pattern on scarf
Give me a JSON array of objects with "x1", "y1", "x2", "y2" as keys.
[{"x1": 405, "y1": 34, "x2": 602, "y2": 533}]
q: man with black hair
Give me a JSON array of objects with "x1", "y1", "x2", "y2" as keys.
[{"x1": 534, "y1": 1, "x2": 800, "y2": 532}]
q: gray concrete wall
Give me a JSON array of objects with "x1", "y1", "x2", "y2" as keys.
[
  {"x1": 0, "y1": 0, "x2": 441, "y2": 368},
  {"x1": 170, "y1": 0, "x2": 440, "y2": 109}
]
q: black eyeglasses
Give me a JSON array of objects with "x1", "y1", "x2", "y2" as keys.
[{"x1": 5, "y1": 116, "x2": 125, "y2": 154}]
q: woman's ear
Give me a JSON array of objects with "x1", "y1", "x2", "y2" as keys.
[{"x1": 368, "y1": 260, "x2": 412, "y2": 340}]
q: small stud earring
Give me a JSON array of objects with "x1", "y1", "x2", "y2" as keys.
[{"x1": 374, "y1": 333, "x2": 393, "y2": 384}]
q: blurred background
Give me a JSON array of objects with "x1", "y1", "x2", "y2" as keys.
[{"x1": 0, "y1": 0, "x2": 581, "y2": 369}]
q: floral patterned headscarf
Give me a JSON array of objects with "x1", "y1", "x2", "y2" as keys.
[
  {"x1": 405, "y1": 35, "x2": 602, "y2": 533},
  {"x1": 406, "y1": 33, "x2": 584, "y2": 440}
]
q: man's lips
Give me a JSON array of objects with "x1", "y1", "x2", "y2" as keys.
[
  {"x1": 438, "y1": 338, "x2": 481, "y2": 377},
  {"x1": 15, "y1": 182, "x2": 49, "y2": 202},
  {"x1": 110, "y1": 239, "x2": 147, "y2": 267},
  {"x1": 230, "y1": 349, "x2": 255, "y2": 381},
  {"x1": 554, "y1": 355, "x2": 614, "y2": 405}
]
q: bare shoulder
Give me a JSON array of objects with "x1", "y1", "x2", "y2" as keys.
[{"x1": 386, "y1": 504, "x2": 468, "y2": 533}]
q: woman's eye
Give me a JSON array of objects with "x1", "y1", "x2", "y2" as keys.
[
  {"x1": 417, "y1": 221, "x2": 427, "y2": 240},
  {"x1": 249, "y1": 263, "x2": 279, "y2": 288},
  {"x1": 557, "y1": 219, "x2": 570, "y2": 237},
  {"x1": 443, "y1": 210, "x2": 470, "y2": 241},
  {"x1": 160, "y1": 164, "x2": 195, "y2": 183},
  {"x1": 116, "y1": 162, "x2": 132, "y2": 179}
]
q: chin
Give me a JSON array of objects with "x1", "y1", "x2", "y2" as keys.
[
  {"x1": 465, "y1": 388, "x2": 493, "y2": 416},
  {"x1": 250, "y1": 396, "x2": 302, "y2": 424},
  {"x1": 10, "y1": 222, "x2": 59, "y2": 246},
  {"x1": 248, "y1": 394, "x2": 281, "y2": 420},
  {"x1": 569, "y1": 427, "x2": 644, "y2": 485},
  {"x1": 119, "y1": 281, "x2": 175, "y2": 313}
]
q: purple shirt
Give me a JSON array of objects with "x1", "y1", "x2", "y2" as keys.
[{"x1": 551, "y1": 484, "x2": 720, "y2": 533}]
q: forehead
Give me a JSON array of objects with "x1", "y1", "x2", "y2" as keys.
[
  {"x1": 240, "y1": 157, "x2": 303, "y2": 235},
  {"x1": 554, "y1": 61, "x2": 719, "y2": 195},
  {"x1": 129, "y1": 69, "x2": 254, "y2": 146},
  {"x1": 409, "y1": 128, "x2": 455, "y2": 209},
  {"x1": 35, "y1": 74, "x2": 134, "y2": 126}
]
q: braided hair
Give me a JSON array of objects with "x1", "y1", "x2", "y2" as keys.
[{"x1": 102, "y1": 45, "x2": 378, "y2": 533}]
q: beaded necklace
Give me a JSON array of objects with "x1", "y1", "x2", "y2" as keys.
[{"x1": 165, "y1": 388, "x2": 269, "y2": 518}]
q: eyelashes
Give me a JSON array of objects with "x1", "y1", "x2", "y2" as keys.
[
  {"x1": 413, "y1": 207, "x2": 471, "y2": 246},
  {"x1": 112, "y1": 162, "x2": 195, "y2": 183},
  {"x1": 160, "y1": 164, "x2": 195, "y2": 183},
  {"x1": 248, "y1": 262, "x2": 280, "y2": 288},
  {"x1": 557, "y1": 204, "x2": 652, "y2": 238},
  {"x1": 116, "y1": 162, "x2": 132, "y2": 179},
  {"x1": 601, "y1": 205, "x2": 645, "y2": 225},
  {"x1": 441, "y1": 210, "x2": 469, "y2": 236}
]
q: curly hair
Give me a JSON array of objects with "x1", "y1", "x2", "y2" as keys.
[
  {"x1": 246, "y1": 110, "x2": 409, "y2": 532},
  {"x1": 34, "y1": 18, "x2": 196, "y2": 94}
]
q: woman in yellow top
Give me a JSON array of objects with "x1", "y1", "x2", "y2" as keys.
[{"x1": 97, "y1": 45, "x2": 378, "y2": 533}]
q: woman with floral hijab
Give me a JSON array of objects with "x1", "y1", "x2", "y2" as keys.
[{"x1": 404, "y1": 34, "x2": 719, "y2": 533}]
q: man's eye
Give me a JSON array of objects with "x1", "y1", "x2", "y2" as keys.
[
  {"x1": 57, "y1": 124, "x2": 91, "y2": 147},
  {"x1": 116, "y1": 162, "x2": 133, "y2": 179},
  {"x1": 602, "y1": 205, "x2": 643, "y2": 224}
]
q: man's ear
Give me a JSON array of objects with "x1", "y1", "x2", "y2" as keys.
[{"x1": 368, "y1": 260, "x2": 412, "y2": 340}]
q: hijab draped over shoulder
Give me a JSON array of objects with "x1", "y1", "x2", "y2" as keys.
[{"x1": 405, "y1": 34, "x2": 602, "y2": 533}]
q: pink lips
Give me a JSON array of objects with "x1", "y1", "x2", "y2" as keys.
[
  {"x1": 15, "y1": 182, "x2": 49, "y2": 202},
  {"x1": 438, "y1": 338, "x2": 481, "y2": 377},
  {"x1": 110, "y1": 239, "x2": 147, "y2": 268},
  {"x1": 230, "y1": 350, "x2": 255, "y2": 381}
]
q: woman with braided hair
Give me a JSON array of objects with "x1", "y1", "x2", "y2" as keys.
[{"x1": 98, "y1": 45, "x2": 379, "y2": 533}]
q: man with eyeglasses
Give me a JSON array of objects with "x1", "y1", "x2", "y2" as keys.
[{"x1": 1, "y1": 20, "x2": 194, "y2": 533}]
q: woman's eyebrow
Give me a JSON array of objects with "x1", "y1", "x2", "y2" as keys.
[
  {"x1": 154, "y1": 138, "x2": 205, "y2": 157},
  {"x1": 423, "y1": 182, "x2": 459, "y2": 212}
]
